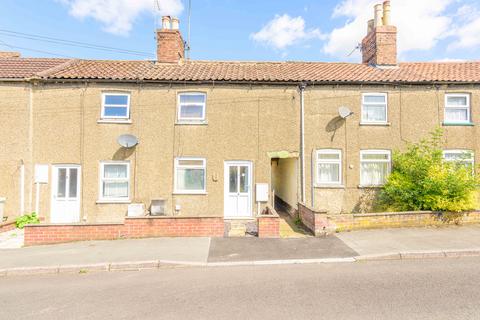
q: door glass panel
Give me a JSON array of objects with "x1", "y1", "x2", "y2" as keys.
[
  {"x1": 229, "y1": 166, "x2": 238, "y2": 193},
  {"x1": 57, "y1": 168, "x2": 67, "y2": 198},
  {"x1": 239, "y1": 166, "x2": 248, "y2": 193},
  {"x1": 68, "y1": 168, "x2": 78, "y2": 198}
]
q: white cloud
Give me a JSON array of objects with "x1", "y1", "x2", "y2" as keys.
[
  {"x1": 449, "y1": 4, "x2": 480, "y2": 50},
  {"x1": 59, "y1": 0, "x2": 183, "y2": 35},
  {"x1": 324, "y1": 0, "x2": 454, "y2": 60},
  {"x1": 251, "y1": 14, "x2": 326, "y2": 51}
]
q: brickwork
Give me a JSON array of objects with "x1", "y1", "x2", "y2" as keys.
[
  {"x1": 24, "y1": 216, "x2": 224, "y2": 246},
  {"x1": 298, "y1": 203, "x2": 329, "y2": 236},
  {"x1": 156, "y1": 29, "x2": 184, "y2": 63},
  {"x1": 0, "y1": 220, "x2": 16, "y2": 233},
  {"x1": 257, "y1": 216, "x2": 280, "y2": 238},
  {"x1": 362, "y1": 25, "x2": 397, "y2": 66}
]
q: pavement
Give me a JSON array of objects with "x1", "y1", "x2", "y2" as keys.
[
  {"x1": 0, "y1": 228, "x2": 23, "y2": 249},
  {"x1": 2, "y1": 225, "x2": 480, "y2": 276},
  {"x1": 2, "y1": 257, "x2": 480, "y2": 319}
]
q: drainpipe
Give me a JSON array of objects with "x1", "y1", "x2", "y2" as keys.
[
  {"x1": 20, "y1": 160, "x2": 25, "y2": 214},
  {"x1": 299, "y1": 83, "x2": 307, "y2": 204}
]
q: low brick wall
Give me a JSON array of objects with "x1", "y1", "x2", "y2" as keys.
[
  {"x1": 24, "y1": 216, "x2": 225, "y2": 246},
  {"x1": 298, "y1": 203, "x2": 480, "y2": 235},
  {"x1": 257, "y1": 206, "x2": 280, "y2": 238},
  {"x1": 0, "y1": 220, "x2": 16, "y2": 233}
]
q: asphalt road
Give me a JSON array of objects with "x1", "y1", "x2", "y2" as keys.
[{"x1": 1, "y1": 257, "x2": 480, "y2": 320}]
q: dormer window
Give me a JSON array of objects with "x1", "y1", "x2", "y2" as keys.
[{"x1": 101, "y1": 93, "x2": 130, "y2": 120}]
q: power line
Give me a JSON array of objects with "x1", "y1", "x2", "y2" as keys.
[
  {"x1": 0, "y1": 29, "x2": 154, "y2": 57},
  {"x1": 0, "y1": 39, "x2": 76, "y2": 58}
]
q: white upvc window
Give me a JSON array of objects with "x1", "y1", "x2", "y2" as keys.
[
  {"x1": 360, "y1": 150, "x2": 391, "y2": 186},
  {"x1": 177, "y1": 92, "x2": 207, "y2": 123},
  {"x1": 174, "y1": 158, "x2": 206, "y2": 194},
  {"x1": 316, "y1": 149, "x2": 342, "y2": 185},
  {"x1": 444, "y1": 93, "x2": 471, "y2": 124},
  {"x1": 99, "y1": 162, "x2": 130, "y2": 201},
  {"x1": 361, "y1": 93, "x2": 388, "y2": 124},
  {"x1": 443, "y1": 150, "x2": 475, "y2": 172},
  {"x1": 101, "y1": 93, "x2": 130, "y2": 120}
]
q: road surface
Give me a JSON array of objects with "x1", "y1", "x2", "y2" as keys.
[{"x1": 1, "y1": 257, "x2": 480, "y2": 319}]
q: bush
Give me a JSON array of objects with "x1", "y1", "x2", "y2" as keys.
[
  {"x1": 15, "y1": 212, "x2": 40, "y2": 229},
  {"x1": 379, "y1": 128, "x2": 479, "y2": 212}
]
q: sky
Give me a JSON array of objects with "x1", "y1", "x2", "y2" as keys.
[{"x1": 0, "y1": 0, "x2": 479, "y2": 63}]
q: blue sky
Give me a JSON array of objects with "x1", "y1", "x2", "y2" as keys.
[{"x1": 0, "y1": 0, "x2": 479, "y2": 63}]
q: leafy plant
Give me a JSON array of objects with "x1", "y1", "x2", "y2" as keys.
[
  {"x1": 15, "y1": 212, "x2": 40, "y2": 229},
  {"x1": 379, "y1": 128, "x2": 479, "y2": 212}
]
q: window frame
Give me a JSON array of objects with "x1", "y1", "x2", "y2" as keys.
[
  {"x1": 101, "y1": 92, "x2": 131, "y2": 121},
  {"x1": 360, "y1": 149, "x2": 392, "y2": 187},
  {"x1": 174, "y1": 157, "x2": 207, "y2": 194},
  {"x1": 361, "y1": 92, "x2": 388, "y2": 125},
  {"x1": 98, "y1": 161, "x2": 130, "y2": 202},
  {"x1": 443, "y1": 149, "x2": 475, "y2": 173},
  {"x1": 177, "y1": 92, "x2": 207, "y2": 123},
  {"x1": 444, "y1": 93, "x2": 471, "y2": 124},
  {"x1": 316, "y1": 149, "x2": 342, "y2": 186}
]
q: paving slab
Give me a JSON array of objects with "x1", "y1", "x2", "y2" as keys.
[
  {"x1": 0, "y1": 237, "x2": 211, "y2": 269},
  {"x1": 336, "y1": 225, "x2": 480, "y2": 256},
  {"x1": 0, "y1": 229, "x2": 24, "y2": 249},
  {"x1": 208, "y1": 236, "x2": 358, "y2": 262}
]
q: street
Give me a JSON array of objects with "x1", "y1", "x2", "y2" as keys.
[{"x1": 1, "y1": 257, "x2": 480, "y2": 320}]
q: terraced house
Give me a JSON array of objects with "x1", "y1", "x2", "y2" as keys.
[{"x1": 0, "y1": 1, "x2": 479, "y2": 239}]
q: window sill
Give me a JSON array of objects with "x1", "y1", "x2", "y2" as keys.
[
  {"x1": 97, "y1": 119, "x2": 132, "y2": 124},
  {"x1": 96, "y1": 199, "x2": 131, "y2": 204},
  {"x1": 175, "y1": 121, "x2": 208, "y2": 126},
  {"x1": 315, "y1": 185, "x2": 345, "y2": 189},
  {"x1": 358, "y1": 185, "x2": 384, "y2": 189},
  {"x1": 442, "y1": 122, "x2": 474, "y2": 127},
  {"x1": 360, "y1": 122, "x2": 391, "y2": 126},
  {"x1": 172, "y1": 192, "x2": 208, "y2": 195}
]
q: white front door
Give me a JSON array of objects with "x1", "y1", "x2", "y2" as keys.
[
  {"x1": 51, "y1": 165, "x2": 81, "y2": 223},
  {"x1": 224, "y1": 161, "x2": 253, "y2": 218}
]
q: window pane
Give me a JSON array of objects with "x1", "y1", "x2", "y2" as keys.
[
  {"x1": 361, "y1": 162, "x2": 389, "y2": 185},
  {"x1": 362, "y1": 153, "x2": 389, "y2": 161},
  {"x1": 229, "y1": 166, "x2": 238, "y2": 193},
  {"x1": 240, "y1": 166, "x2": 249, "y2": 193},
  {"x1": 103, "y1": 182, "x2": 128, "y2": 198},
  {"x1": 104, "y1": 164, "x2": 127, "y2": 179},
  {"x1": 178, "y1": 159, "x2": 204, "y2": 166},
  {"x1": 105, "y1": 95, "x2": 128, "y2": 105},
  {"x1": 445, "y1": 108, "x2": 468, "y2": 122},
  {"x1": 318, "y1": 153, "x2": 340, "y2": 160},
  {"x1": 363, "y1": 105, "x2": 386, "y2": 122},
  {"x1": 180, "y1": 94, "x2": 205, "y2": 104},
  {"x1": 318, "y1": 163, "x2": 340, "y2": 183},
  {"x1": 177, "y1": 168, "x2": 205, "y2": 191},
  {"x1": 57, "y1": 168, "x2": 67, "y2": 198},
  {"x1": 69, "y1": 168, "x2": 78, "y2": 198},
  {"x1": 104, "y1": 106, "x2": 128, "y2": 117},
  {"x1": 364, "y1": 95, "x2": 386, "y2": 103},
  {"x1": 180, "y1": 104, "x2": 204, "y2": 119},
  {"x1": 447, "y1": 96, "x2": 467, "y2": 106}
]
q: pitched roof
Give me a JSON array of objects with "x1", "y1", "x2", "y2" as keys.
[{"x1": 1, "y1": 57, "x2": 480, "y2": 84}]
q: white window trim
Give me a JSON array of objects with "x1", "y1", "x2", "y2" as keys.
[
  {"x1": 443, "y1": 150, "x2": 475, "y2": 172},
  {"x1": 360, "y1": 149, "x2": 391, "y2": 187},
  {"x1": 361, "y1": 93, "x2": 388, "y2": 125},
  {"x1": 177, "y1": 92, "x2": 207, "y2": 123},
  {"x1": 98, "y1": 161, "x2": 130, "y2": 202},
  {"x1": 101, "y1": 92, "x2": 131, "y2": 120},
  {"x1": 174, "y1": 157, "x2": 207, "y2": 194},
  {"x1": 316, "y1": 149, "x2": 342, "y2": 186},
  {"x1": 444, "y1": 93, "x2": 471, "y2": 124}
]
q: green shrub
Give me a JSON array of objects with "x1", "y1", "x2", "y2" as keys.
[
  {"x1": 15, "y1": 212, "x2": 40, "y2": 229},
  {"x1": 379, "y1": 128, "x2": 479, "y2": 212}
]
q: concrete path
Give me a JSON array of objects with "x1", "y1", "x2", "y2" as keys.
[
  {"x1": 337, "y1": 225, "x2": 480, "y2": 256},
  {"x1": 0, "y1": 228, "x2": 23, "y2": 249}
]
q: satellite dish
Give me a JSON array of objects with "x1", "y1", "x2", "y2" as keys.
[
  {"x1": 338, "y1": 106, "x2": 353, "y2": 119},
  {"x1": 117, "y1": 134, "x2": 138, "y2": 148}
]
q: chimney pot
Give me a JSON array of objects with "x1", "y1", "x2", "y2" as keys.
[
  {"x1": 171, "y1": 17, "x2": 180, "y2": 30},
  {"x1": 161, "y1": 16, "x2": 171, "y2": 30},
  {"x1": 374, "y1": 4, "x2": 383, "y2": 27},
  {"x1": 382, "y1": 1, "x2": 391, "y2": 26}
]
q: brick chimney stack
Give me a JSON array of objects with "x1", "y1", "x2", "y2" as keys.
[
  {"x1": 362, "y1": 1, "x2": 397, "y2": 67},
  {"x1": 156, "y1": 16, "x2": 185, "y2": 64}
]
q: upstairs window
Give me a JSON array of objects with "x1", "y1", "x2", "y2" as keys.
[
  {"x1": 443, "y1": 150, "x2": 474, "y2": 172},
  {"x1": 99, "y1": 162, "x2": 130, "y2": 201},
  {"x1": 361, "y1": 93, "x2": 388, "y2": 124},
  {"x1": 444, "y1": 94, "x2": 470, "y2": 124},
  {"x1": 177, "y1": 93, "x2": 206, "y2": 123},
  {"x1": 360, "y1": 150, "x2": 391, "y2": 186},
  {"x1": 101, "y1": 93, "x2": 130, "y2": 120},
  {"x1": 316, "y1": 149, "x2": 342, "y2": 185},
  {"x1": 174, "y1": 158, "x2": 206, "y2": 193}
]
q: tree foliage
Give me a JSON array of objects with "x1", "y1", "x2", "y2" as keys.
[{"x1": 380, "y1": 128, "x2": 478, "y2": 212}]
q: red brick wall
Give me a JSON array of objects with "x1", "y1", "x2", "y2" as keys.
[
  {"x1": 257, "y1": 216, "x2": 280, "y2": 238},
  {"x1": 298, "y1": 203, "x2": 329, "y2": 236},
  {"x1": 156, "y1": 29, "x2": 184, "y2": 63},
  {"x1": 0, "y1": 220, "x2": 16, "y2": 233},
  {"x1": 24, "y1": 217, "x2": 224, "y2": 246},
  {"x1": 362, "y1": 25, "x2": 397, "y2": 66}
]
